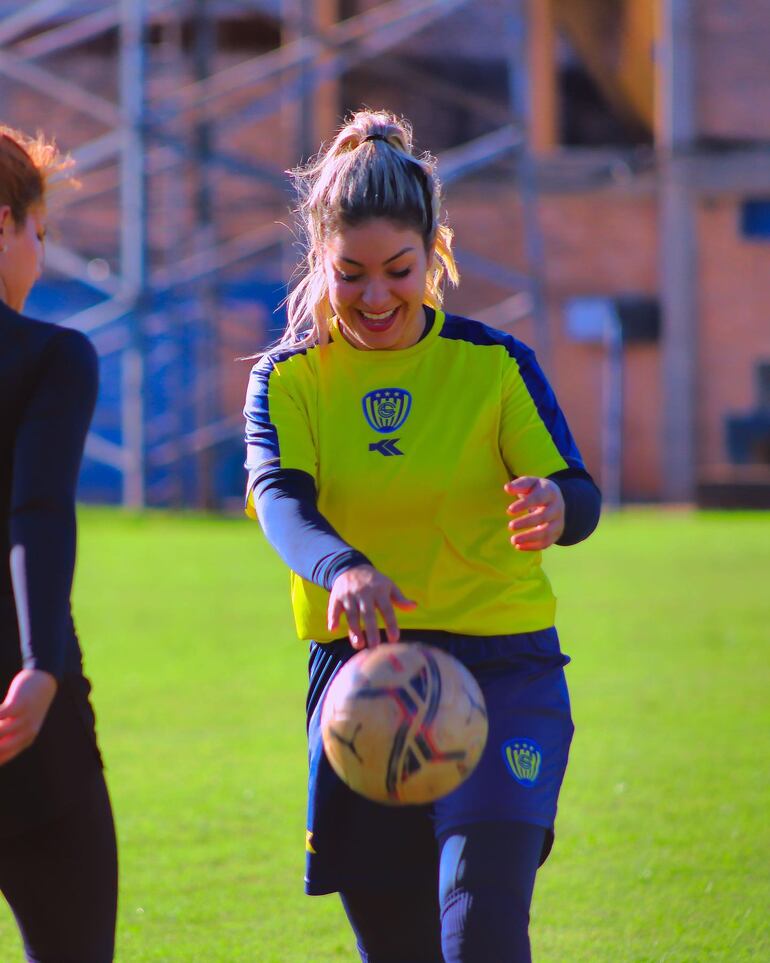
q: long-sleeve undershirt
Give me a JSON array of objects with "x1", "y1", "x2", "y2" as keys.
[
  {"x1": 1, "y1": 306, "x2": 98, "y2": 679},
  {"x1": 252, "y1": 469, "x2": 371, "y2": 591},
  {"x1": 253, "y1": 466, "x2": 601, "y2": 592}
]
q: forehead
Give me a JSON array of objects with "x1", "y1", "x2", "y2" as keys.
[{"x1": 324, "y1": 219, "x2": 424, "y2": 261}]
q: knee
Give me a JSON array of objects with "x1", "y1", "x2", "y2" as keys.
[
  {"x1": 438, "y1": 822, "x2": 544, "y2": 963},
  {"x1": 440, "y1": 883, "x2": 530, "y2": 963}
]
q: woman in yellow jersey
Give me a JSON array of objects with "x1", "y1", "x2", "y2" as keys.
[{"x1": 244, "y1": 109, "x2": 601, "y2": 963}]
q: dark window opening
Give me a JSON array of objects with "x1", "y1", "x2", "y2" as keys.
[{"x1": 741, "y1": 200, "x2": 770, "y2": 240}]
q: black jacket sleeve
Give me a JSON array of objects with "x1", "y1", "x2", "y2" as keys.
[
  {"x1": 9, "y1": 328, "x2": 98, "y2": 678},
  {"x1": 549, "y1": 468, "x2": 602, "y2": 546},
  {"x1": 252, "y1": 468, "x2": 371, "y2": 591}
]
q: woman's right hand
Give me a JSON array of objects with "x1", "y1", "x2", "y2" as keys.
[
  {"x1": 0, "y1": 668, "x2": 58, "y2": 766},
  {"x1": 328, "y1": 565, "x2": 417, "y2": 649}
]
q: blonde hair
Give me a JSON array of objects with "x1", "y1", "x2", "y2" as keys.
[
  {"x1": 0, "y1": 125, "x2": 77, "y2": 226},
  {"x1": 276, "y1": 109, "x2": 459, "y2": 355}
]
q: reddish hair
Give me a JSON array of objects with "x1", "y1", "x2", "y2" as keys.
[{"x1": 0, "y1": 125, "x2": 76, "y2": 226}]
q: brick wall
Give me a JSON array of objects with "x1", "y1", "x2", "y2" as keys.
[
  {"x1": 694, "y1": 0, "x2": 770, "y2": 141},
  {"x1": 442, "y1": 183, "x2": 661, "y2": 498},
  {"x1": 696, "y1": 198, "x2": 770, "y2": 465}
]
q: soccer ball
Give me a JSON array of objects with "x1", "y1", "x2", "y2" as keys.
[{"x1": 320, "y1": 643, "x2": 488, "y2": 805}]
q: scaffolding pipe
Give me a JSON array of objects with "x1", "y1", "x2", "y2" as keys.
[
  {"x1": 120, "y1": 0, "x2": 148, "y2": 508},
  {"x1": 1, "y1": 0, "x2": 534, "y2": 509},
  {"x1": 503, "y1": 0, "x2": 550, "y2": 369},
  {"x1": 191, "y1": 0, "x2": 220, "y2": 508}
]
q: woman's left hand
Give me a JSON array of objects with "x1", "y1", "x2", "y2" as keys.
[{"x1": 505, "y1": 476, "x2": 565, "y2": 551}]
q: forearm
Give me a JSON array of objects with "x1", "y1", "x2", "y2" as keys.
[
  {"x1": 252, "y1": 469, "x2": 371, "y2": 590},
  {"x1": 9, "y1": 503, "x2": 76, "y2": 676}
]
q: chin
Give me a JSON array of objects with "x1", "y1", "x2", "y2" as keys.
[{"x1": 363, "y1": 327, "x2": 404, "y2": 350}]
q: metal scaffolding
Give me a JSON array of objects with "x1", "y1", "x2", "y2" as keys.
[{"x1": 0, "y1": 0, "x2": 547, "y2": 508}]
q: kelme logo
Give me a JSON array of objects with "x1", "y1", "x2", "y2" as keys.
[
  {"x1": 362, "y1": 388, "x2": 412, "y2": 434},
  {"x1": 502, "y1": 738, "x2": 542, "y2": 786}
]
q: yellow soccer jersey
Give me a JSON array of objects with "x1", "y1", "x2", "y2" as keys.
[{"x1": 244, "y1": 308, "x2": 587, "y2": 641}]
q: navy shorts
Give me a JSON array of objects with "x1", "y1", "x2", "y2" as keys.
[{"x1": 304, "y1": 629, "x2": 574, "y2": 895}]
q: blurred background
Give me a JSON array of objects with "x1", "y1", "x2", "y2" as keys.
[{"x1": 1, "y1": 0, "x2": 769, "y2": 513}]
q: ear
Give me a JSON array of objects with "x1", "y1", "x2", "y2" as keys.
[{"x1": 0, "y1": 205, "x2": 14, "y2": 236}]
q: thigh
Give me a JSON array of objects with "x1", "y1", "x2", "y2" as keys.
[
  {"x1": 439, "y1": 820, "x2": 546, "y2": 963},
  {"x1": 306, "y1": 671, "x2": 438, "y2": 895},
  {"x1": 0, "y1": 772, "x2": 118, "y2": 963},
  {"x1": 340, "y1": 879, "x2": 443, "y2": 963},
  {"x1": 434, "y1": 632, "x2": 574, "y2": 847},
  {"x1": 306, "y1": 640, "x2": 438, "y2": 896}
]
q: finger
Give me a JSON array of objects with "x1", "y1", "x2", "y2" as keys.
[
  {"x1": 379, "y1": 598, "x2": 401, "y2": 644},
  {"x1": 511, "y1": 518, "x2": 549, "y2": 539},
  {"x1": 344, "y1": 600, "x2": 365, "y2": 649},
  {"x1": 391, "y1": 586, "x2": 417, "y2": 610},
  {"x1": 506, "y1": 495, "x2": 538, "y2": 516},
  {"x1": 0, "y1": 732, "x2": 35, "y2": 765},
  {"x1": 508, "y1": 506, "x2": 547, "y2": 532},
  {"x1": 504, "y1": 476, "x2": 537, "y2": 495},
  {"x1": 0, "y1": 717, "x2": 24, "y2": 738},
  {"x1": 511, "y1": 522, "x2": 550, "y2": 550},
  {"x1": 507, "y1": 486, "x2": 550, "y2": 514},
  {"x1": 0, "y1": 738, "x2": 30, "y2": 767},
  {"x1": 512, "y1": 524, "x2": 562, "y2": 551},
  {"x1": 327, "y1": 596, "x2": 342, "y2": 633},
  {"x1": 509, "y1": 496, "x2": 562, "y2": 529},
  {"x1": 360, "y1": 603, "x2": 381, "y2": 649}
]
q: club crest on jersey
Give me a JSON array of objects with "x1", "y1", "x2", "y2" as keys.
[
  {"x1": 502, "y1": 738, "x2": 542, "y2": 786},
  {"x1": 362, "y1": 388, "x2": 412, "y2": 434}
]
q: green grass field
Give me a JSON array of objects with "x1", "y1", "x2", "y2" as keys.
[{"x1": 0, "y1": 508, "x2": 767, "y2": 961}]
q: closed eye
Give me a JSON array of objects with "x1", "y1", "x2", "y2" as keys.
[{"x1": 336, "y1": 267, "x2": 411, "y2": 282}]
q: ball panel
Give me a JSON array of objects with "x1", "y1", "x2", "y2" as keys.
[{"x1": 320, "y1": 643, "x2": 488, "y2": 805}]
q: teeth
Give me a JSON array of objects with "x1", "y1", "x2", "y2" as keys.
[{"x1": 361, "y1": 309, "x2": 396, "y2": 320}]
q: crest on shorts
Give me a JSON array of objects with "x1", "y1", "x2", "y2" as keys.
[
  {"x1": 502, "y1": 738, "x2": 542, "y2": 786},
  {"x1": 362, "y1": 388, "x2": 412, "y2": 434}
]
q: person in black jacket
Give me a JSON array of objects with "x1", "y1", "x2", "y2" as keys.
[{"x1": 0, "y1": 125, "x2": 117, "y2": 962}]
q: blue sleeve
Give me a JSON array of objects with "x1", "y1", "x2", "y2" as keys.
[
  {"x1": 9, "y1": 329, "x2": 98, "y2": 678},
  {"x1": 549, "y1": 469, "x2": 602, "y2": 546},
  {"x1": 254, "y1": 468, "x2": 371, "y2": 591}
]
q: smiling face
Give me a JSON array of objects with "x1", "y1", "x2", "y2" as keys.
[
  {"x1": 0, "y1": 204, "x2": 46, "y2": 312},
  {"x1": 323, "y1": 219, "x2": 433, "y2": 351}
]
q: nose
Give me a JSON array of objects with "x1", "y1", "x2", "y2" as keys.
[{"x1": 361, "y1": 277, "x2": 390, "y2": 310}]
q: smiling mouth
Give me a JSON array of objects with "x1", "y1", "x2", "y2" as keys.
[{"x1": 357, "y1": 307, "x2": 399, "y2": 331}]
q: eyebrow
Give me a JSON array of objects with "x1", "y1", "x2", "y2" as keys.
[{"x1": 339, "y1": 246, "x2": 414, "y2": 267}]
